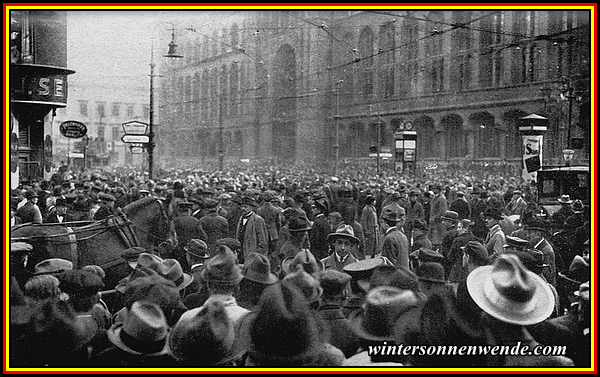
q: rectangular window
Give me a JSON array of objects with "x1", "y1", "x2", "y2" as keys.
[
  {"x1": 112, "y1": 126, "x2": 119, "y2": 140},
  {"x1": 127, "y1": 105, "x2": 134, "y2": 118},
  {"x1": 79, "y1": 101, "x2": 88, "y2": 116},
  {"x1": 98, "y1": 125, "x2": 105, "y2": 140},
  {"x1": 112, "y1": 103, "x2": 120, "y2": 117},
  {"x1": 97, "y1": 103, "x2": 105, "y2": 118}
]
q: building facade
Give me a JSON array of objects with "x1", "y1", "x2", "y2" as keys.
[
  {"x1": 153, "y1": 9, "x2": 591, "y2": 171},
  {"x1": 10, "y1": 10, "x2": 75, "y2": 187}
]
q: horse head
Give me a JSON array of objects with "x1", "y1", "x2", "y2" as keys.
[{"x1": 122, "y1": 196, "x2": 178, "y2": 253}]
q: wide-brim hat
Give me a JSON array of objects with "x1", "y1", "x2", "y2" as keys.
[
  {"x1": 158, "y1": 259, "x2": 194, "y2": 290},
  {"x1": 557, "y1": 194, "x2": 573, "y2": 204},
  {"x1": 557, "y1": 255, "x2": 590, "y2": 286},
  {"x1": 467, "y1": 254, "x2": 554, "y2": 326},
  {"x1": 107, "y1": 301, "x2": 171, "y2": 356},
  {"x1": 283, "y1": 265, "x2": 323, "y2": 303},
  {"x1": 122, "y1": 274, "x2": 187, "y2": 311},
  {"x1": 410, "y1": 248, "x2": 444, "y2": 264},
  {"x1": 243, "y1": 252, "x2": 278, "y2": 285},
  {"x1": 201, "y1": 246, "x2": 244, "y2": 284},
  {"x1": 380, "y1": 206, "x2": 403, "y2": 222},
  {"x1": 327, "y1": 224, "x2": 360, "y2": 244},
  {"x1": 350, "y1": 286, "x2": 422, "y2": 342},
  {"x1": 169, "y1": 301, "x2": 244, "y2": 366},
  {"x1": 185, "y1": 239, "x2": 210, "y2": 259},
  {"x1": 281, "y1": 249, "x2": 324, "y2": 276}
]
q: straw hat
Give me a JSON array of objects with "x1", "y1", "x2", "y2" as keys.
[{"x1": 467, "y1": 254, "x2": 554, "y2": 326}]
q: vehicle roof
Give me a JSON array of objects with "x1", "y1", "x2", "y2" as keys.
[{"x1": 539, "y1": 165, "x2": 590, "y2": 172}]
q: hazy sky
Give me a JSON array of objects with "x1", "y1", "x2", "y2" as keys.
[{"x1": 67, "y1": 11, "x2": 172, "y2": 80}]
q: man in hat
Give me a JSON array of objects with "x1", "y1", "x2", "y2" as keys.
[
  {"x1": 256, "y1": 191, "x2": 284, "y2": 257},
  {"x1": 516, "y1": 219, "x2": 557, "y2": 287},
  {"x1": 44, "y1": 197, "x2": 75, "y2": 223},
  {"x1": 440, "y1": 210, "x2": 460, "y2": 263},
  {"x1": 449, "y1": 191, "x2": 471, "y2": 221},
  {"x1": 551, "y1": 194, "x2": 575, "y2": 231},
  {"x1": 16, "y1": 189, "x2": 42, "y2": 224},
  {"x1": 380, "y1": 206, "x2": 410, "y2": 268},
  {"x1": 93, "y1": 193, "x2": 117, "y2": 221},
  {"x1": 427, "y1": 184, "x2": 448, "y2": 251},
  {"x1": 504, "y1": 190, "x2": 528, "y2": 218},
  {"x1": 182, "y1": 239, "x2": 211, "y2": 306},
  {"x1": 11, "y1": 242, "x2": 34, "y2": 290},
  {"x1": 340, "y1": 204, "x2": 366, "y2": 260},
  {"x1": 415, "y1": 262, "x2": 453, "y2": 300},
  {"x1": 180, "y1": 246, "x2": 249, "y2": 328},
  {"x1": 405, "y1": 190, "x2": 425, "y2": 239},
  {"x1": 317, "y1": 270, "x2": 361, "y2": 358},
  {"x1": 95, "y1": 301, "x2": 177, "y2": 367},
  {"x1": 235, "y1": 196, "x2": 268, "y2": 263},
  {"x1": 310, "y1": 198, "x2": 332, "y2": 260},
  {"x1": 276, "y1": 216, "x2": 312, "y2": 275},
  {"x1": 410, "y1": 219, "x2": 432, "y2": 252},
  {"x1": 237, "y1": 252, "x2": 279, "y2": 311},
  {"x1": 467, "y1": 254, "x2": 573, "y2": 366},
  {"x1": 360, "y1": 195, "x2": 379, "y2": 260},
  {"x1": 199, "y1": 198, "x2": 230, "y2": 256},
  {"x1": 482, "y1": 207, "x2": 506, "y2": 263},
  {"x1": 322, "y1": 224, "x2": 360, "y2": 272},
  {"x1": 446, "y1": 219, "x2": 478, "y2": 281}
]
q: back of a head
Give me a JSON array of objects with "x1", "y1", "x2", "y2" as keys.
[
  {"x1": 24, "y1": 275, "x2": 62, "y2": 301},
  {"x1": 249, "y1": 283, "x2": 321, "y2": 365}
]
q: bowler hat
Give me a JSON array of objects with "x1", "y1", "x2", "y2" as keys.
[
  {"x1": 467, "y1": 254, "x2": 554, "y2": 325},
  {"x1": 350, "y1": 286, "x2": 422, "y2": 342},
  {"x1": 281, "y1": 249, "x2": 324, "y2": 276},
  {"x1": 557, "y1": 194, "x2": 573, "y2": 204},
  {"x1": 319, "y1": 270, "x2": 352, "y2": 297},
  {"x1": 327, "y1": 224, "x2": 360, "y2": 244},
  {"x1": 415, "y1": 262, "x2": 448, "y2": 284},
  {"x1": 201, "y1": 246, "x2": 243, "y2": 284},
  {"x1": 34, "y1": 258, "x2": 73, "y2": 275},
  {"x1": 441, "y1": 211, "x2": 459, "y2": 222},
  {"x1": 185, "y1": 239, "x2": 210, "y2": 259},
  {"x1": 243, "y1": 252, "x2": 278, "y2": 285},
  {"x1": 169, "y1": 301, "x2": 244, "y2": 366},
  {"x1": 107, "y1": 301, "x2": 170, "y2": 356}
]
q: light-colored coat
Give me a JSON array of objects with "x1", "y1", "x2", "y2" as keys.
[
  {"x1": 236, "y1": 212, "x2": 268, "y2": 259},
  {"x1": 428, "y1": 193, "x2": 448, "y2": 246}
]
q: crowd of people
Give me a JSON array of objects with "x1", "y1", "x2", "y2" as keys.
[{"x1": 9, "y1": 160, "x2": 591, "y2": 368}]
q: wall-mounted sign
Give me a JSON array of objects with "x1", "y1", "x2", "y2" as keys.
[
  {"x1": 130, "y1": 146, "x2": 144, "y2": 154},
  {"x1": 122, "y1": 121, "x2": 149, "y2": 135},
  {"x1": 11, "y1": 70, "x2": 73, "y2": 107},
  {"x1": 59, "y1": 121, "x2": 87, "y2": 138},
  {"x1": 122, "y1": 135, "x2": 150, "y2": 144}
]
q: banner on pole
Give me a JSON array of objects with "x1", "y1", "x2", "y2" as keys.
[{"x1": 522, "y1": 135, "x2": 543, "y2": 183}]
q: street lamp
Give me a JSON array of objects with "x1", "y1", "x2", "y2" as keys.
[{"x1": 148, "y1": 26, "x2": 183, "y2": 180}]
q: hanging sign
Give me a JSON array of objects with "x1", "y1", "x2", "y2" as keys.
[{"x1": 59, "y1": 121, "x2": 87, "y2": 138}]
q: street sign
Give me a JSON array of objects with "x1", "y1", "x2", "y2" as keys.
[
  {"x1": 129, "y1": 146, "x2": 144, "y2": 154},
  {"x1": 59, "y1": 121, "x2": 87, "y2": 138},
  {"x1": 122, "y1": 121, "x2": 149, "y2": 135},
  {"x1": 68, "y1": 152, "x2": 84, "y2": 158},
  {"x1": 122, "y1": 135, "x2": 150, "y2": 143},
  {"x1": 369, "y1": 153, "x2": 393, "y2": 158}
]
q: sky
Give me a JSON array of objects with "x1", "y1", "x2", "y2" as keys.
[{"x1": 66, "y1": 11, "x2": 173, "y2": 80}]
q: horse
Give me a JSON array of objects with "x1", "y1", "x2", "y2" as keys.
[{"x1": 11, "y1": 196, "x2": 177, "y2": 290}]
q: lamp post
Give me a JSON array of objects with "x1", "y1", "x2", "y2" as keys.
[{"x1": 148, "y1": 26, "x2": 183, "y2": 180}]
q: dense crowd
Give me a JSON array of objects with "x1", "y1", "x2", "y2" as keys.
[{"x1": 9, "y1": 160, "x2": 591, "y2": 368}]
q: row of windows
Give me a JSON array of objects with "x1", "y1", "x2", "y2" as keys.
[{"x1": 77, "y1": 101, "x2": 145, "y2": 119}]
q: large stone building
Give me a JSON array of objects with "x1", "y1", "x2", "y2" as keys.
[{"x1": 153, "y1": 10, "x2": 591, "y2": 170}]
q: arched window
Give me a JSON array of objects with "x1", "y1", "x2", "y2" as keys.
[
  {"x1": 231, "y1": 23, "x2": 239, "y2": 49},
  {"x1": 379, "y1": 23, "x2": 395, "y2": 98},
  {"x1": 443, "y1": 115, "x2": 466, "y2": 158}
]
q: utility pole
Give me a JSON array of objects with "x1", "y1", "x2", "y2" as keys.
[
  {"x1": 219, "y1": 96, "x2": 224, "y2": 171},
  {"x1": 334, "y1": 80, "x2": 343, "y2": 176}
]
